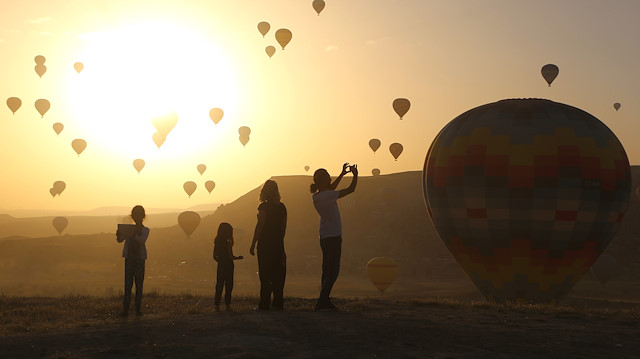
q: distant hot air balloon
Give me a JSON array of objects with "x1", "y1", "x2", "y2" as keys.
[
  {"x1": 35, "y1": 64, "x2": 47, "y2": 77},
  {"x1": 34, "y1": 55, "x2": 46, "y2": 65},
  {"x1": 372, "y1": 168, "x2": 381, "y2": 176},
  {"x1": 178, "y1": 211, "x2": 201, "y2": 238},
  {"x1": 312, "y1": 0, "x2": 326, "y2": 15},
  {"x1": 6, "y1": 97, "x2": 21, "y2": 114},
  {"x1": 52, "y1": 216, "x2": 68, "y2": 235},
  {"x1": 541, "y1": 64, "x2": 559, "y2": 87},
  {"x1": 239, "y1": 126, "x2": 251, "y2": 147},
  {"x1": 74, "y1": 62, "x2": 84, "y2": 74},
  {"x1": 304, "y1": 165, "x2": 310, "y2": 172},
  {"x1": 265, "y1": 46, "x2": 276, "y2": 58},
  {"x1": 152, "y1": 132, "x2": 166, "y2": 149},
  {"x1": 275, "y1": 28, "x2": 292, "y2": 50},
  {"x1": 393, "y1": 98, "x2": 411, "y2": 120},
  {"x1": 369, "y1": 139, "x2": 381, "y2": 154},
  {"x1": 366, "y1": 257, "x2": 398, "y2": 294},
  {"x1": 71, "y1": 139, "x2": 87, "y2": 156},
  {"x1": 133, "y1": 159, "x2": 145, "y2": 173},
  {"x1": 590, "y1": 255, "x2": 618, "y2": 286},
  {"x1": 613, "y1": 102, "x2": 621, "y2": 111},
  {"x1": 183, "y1": 181, "x2": 197, "y2": 197},
  {"x1": 205, "y1": 180, "x2": 216, "y2": 194},
  {"x1": 53, "y1": 181, "x2": 66, "y2": 196},
  {"x1": 424, "y1": 98, "x2": 630, "y2": 303},
  {"x1": 50, "y1": 123, "x2": 63, "y2": 136},
  {"x1": 151, "y1": 112, "x2": 178, "y2": 137},
  {"x1": 389, "y1": 143, "x2": 403, "y2": 160},
  {"x1": 49, "y1": 187, "x2": 57, "y2": 198},
  {"x1": 257, "y1": 21, "x2": 270, "y2": 37},
  {"x1": 209, "y1": 108, "x2": 224, "y2": 125},
  {"x1": 197, "y1": 164, "x2": 206, "y2": 175},
  {"x1": 35, "y1": 99, "x2": 50, "y2": 117}
]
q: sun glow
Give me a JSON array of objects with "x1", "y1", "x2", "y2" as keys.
[{"x1": 66, "y1": 20, "x2": 240, "y2": 159}]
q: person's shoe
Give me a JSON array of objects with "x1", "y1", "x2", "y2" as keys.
[
  {"x1": 215, "y1": 305, "x2": 221, "y2": 312},
  {"x1": 254, "y1": 306, "x2": 270, "y2": 312},
  {"x1": 225, "y1": 305, "x2": 232, "y2": 312}
]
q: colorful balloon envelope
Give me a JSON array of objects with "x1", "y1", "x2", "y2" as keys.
[
  {"x1": 423, "y1": 99, "x2": 630, "y2": 303},
  {"x1": 178, "y1": 211, "x2": 201, "y2": 238},
  {"x1": 366, "y1": 257, "x2": 398, "y2": 294}
]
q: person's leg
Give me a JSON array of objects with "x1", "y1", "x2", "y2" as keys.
[
  {"x1": 134, "y1": 260, "x2": 145, "y2": 314},
  {"x1": 257, "y1": 251, "x2": 272, "y2": 309},
  {"x1": 318, "y1": 237, "x2": 342, "y2": 305},
  {"x1": 320, "y1": 239, "x2": 328, "y2": 289},
  {"x1": 225, "y1": 262, "x2": 234, "y2": 308},
  {"x1": 214, "y1": 262, "x2": 224, "y2": 308},
  {"x1": 271, "y1": 252, "x2": 285, "y2": 309},
  {"x1": 123, "y1": 259, "x2": 134, "y2": 314}
]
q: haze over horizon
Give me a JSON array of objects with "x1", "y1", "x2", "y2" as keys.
[{"x1": 1, "y1": 0, "x2": 638, "y2": 212}]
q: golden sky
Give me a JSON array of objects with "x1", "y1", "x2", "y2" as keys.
[{"x1": 0, "y1": 0, "x2": 639, "y2": 213}]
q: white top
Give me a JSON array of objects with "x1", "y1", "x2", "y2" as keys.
[
  {"x1": 117, "y1": 226, "x2": 150, "y2": 260},
  {"x1": 312, "y1": 190, "x2": 342, "y2": 239}
]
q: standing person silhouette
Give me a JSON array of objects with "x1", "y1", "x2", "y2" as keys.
[
  {"x1": 310, "y1": 163, "x2": 358, "y2": 310},
  {"x1": 116, "y1": 205, "x2": 149, "y2": 317},
  {"x1": 213, "y1": 223, "x2": 243, "y2": 311},
  {"x1": 250, "y1": 180, "x2": 287, "y2": 310}
]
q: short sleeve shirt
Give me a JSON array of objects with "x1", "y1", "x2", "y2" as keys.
[{"x1": 312, "y1": 190, "x2": 342, "y2": 239}]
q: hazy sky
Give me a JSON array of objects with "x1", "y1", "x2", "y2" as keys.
[{"x1": 0, "y1": 0, "x2": 638, "y2": 213}]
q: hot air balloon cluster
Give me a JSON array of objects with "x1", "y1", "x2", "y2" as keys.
[
  {"x1": 151, "y1": 112, "x2": 178, "y2": 149},
  {"x1": 256, "y1": 21, "x2": 293, "y2": 59},
  {"x1": 238, "y1": 126, "x2": 251, "y2": 146},
  {"x1": 34, "y1": 55, "x2": 47, "y2": 78},
  {"x1": 423, "y1": 99, "x2": 630, "y2": 303}
]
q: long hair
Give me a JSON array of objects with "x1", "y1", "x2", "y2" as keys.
[
  {"x1": 310, "y1": 168, "x2": 329, "y2": 193},
  {"x1": 260, "y1": 180, "x2": 281, "y2": 203},
  {"x1": 214, "y1": 222, "x2": 234, "y2": 247}
]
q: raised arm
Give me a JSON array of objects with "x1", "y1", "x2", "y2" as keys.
[
  {"x1": 338, "y1": 164, "x2": 358, "y2": 198},
  {"x1": 250, "y1": 209, "x2": 267, "y2": 256},
  {"x1": 329, "y1": 163, "x2": 350, "y2": 190}
]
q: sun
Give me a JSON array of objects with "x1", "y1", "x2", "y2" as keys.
[{"x1": 66, "y1": 20, "x2": 240, "y2": 159}]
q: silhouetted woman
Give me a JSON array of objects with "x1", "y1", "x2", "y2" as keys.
[
  {"x1": 116, "y1": 205, "x2": 150, "y2": 317},
  {"x1": 213, "y1": 222, "x2": 242, "y2": 311},
  {"x1": 250, "y1": 180, "x2": 287, "y2": 310},
  {"x1": 310, "y1": 163, "x2": 358, "y2": 310}
]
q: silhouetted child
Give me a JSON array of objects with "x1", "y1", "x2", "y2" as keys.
[
  {"x1": 213, "y1": 223, "x2": 243, "y2": 311},
  {"x1": 310, "y1": 163, "x2": 358, "y2": 310},
  {"x1": 116, "y1": 205, "x2": 149, "y2": 317},
  {"x1": 250, "y1": 179, "x2": 287, "y2": 310}
]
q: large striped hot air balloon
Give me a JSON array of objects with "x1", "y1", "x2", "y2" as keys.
[{"x1": 423, "y1": 98, "x2": 630, "y2": 303}]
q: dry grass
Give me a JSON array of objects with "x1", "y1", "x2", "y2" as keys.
[{"x1": 2, "y1": 292, "x2": 639, "y2": 336}]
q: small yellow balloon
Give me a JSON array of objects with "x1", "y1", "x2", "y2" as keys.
[
  {"x1": 151, "y1": 111, "x2": 178, "y2": 137},
  {"x1": 205, "y1": 180, "x2": 216, "y2": 194},
  {"x1": 133, "y1": 159, "x2": 145, "y2": 173},
  {"x1": 183, "y1": 181, "x2": 197, "y2": 197},
  {"x1": 304, "y1": 165, "x2": 310, "y2": 172},
  {"x1": 49, "y1": 187, "x2": 57, "y2": 198},
  {"x1": 275, "y1": 28, "x2": 292, "y2": 50},
  {"x1": 71, "y1": 139, "x2": 87, "y2": 156},
  {"x1": 209, "y1": 108, "x2": 223, "y2": 125},
  {"x1": 152, "y1": 132, "x2": 166, "y2": 149},
  {"x1": 366, "y1": 257, "x2": 398, "y2": 294},
  {"x1": 53, "y1": 181, "x2": 66, "y2": 196},
  {"x1": 35, "y1": 64, "x2": 47, "y2": 78},
  {"x1": 35, "y1": 99, "x2": 50, "y2": 117},
  {"x1": 6, "y1": 97, "x2": 22, "y2": 114},
  {"x1": 257, "y1": 21, "x2": 270, "y2": 37},
  {"x1": 265, "y1": 46, "x2": 276, "y2": 59},
  {"x1": 74, "y1": 62, "x2": 84, "y2": 74},
  {"x1": 52, "y1": 123, "x2": 64, "y2": 135}
]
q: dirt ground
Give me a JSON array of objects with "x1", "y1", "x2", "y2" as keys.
[{"x1": 2, "y1": 295, "x2": 639, "y2": 359}]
